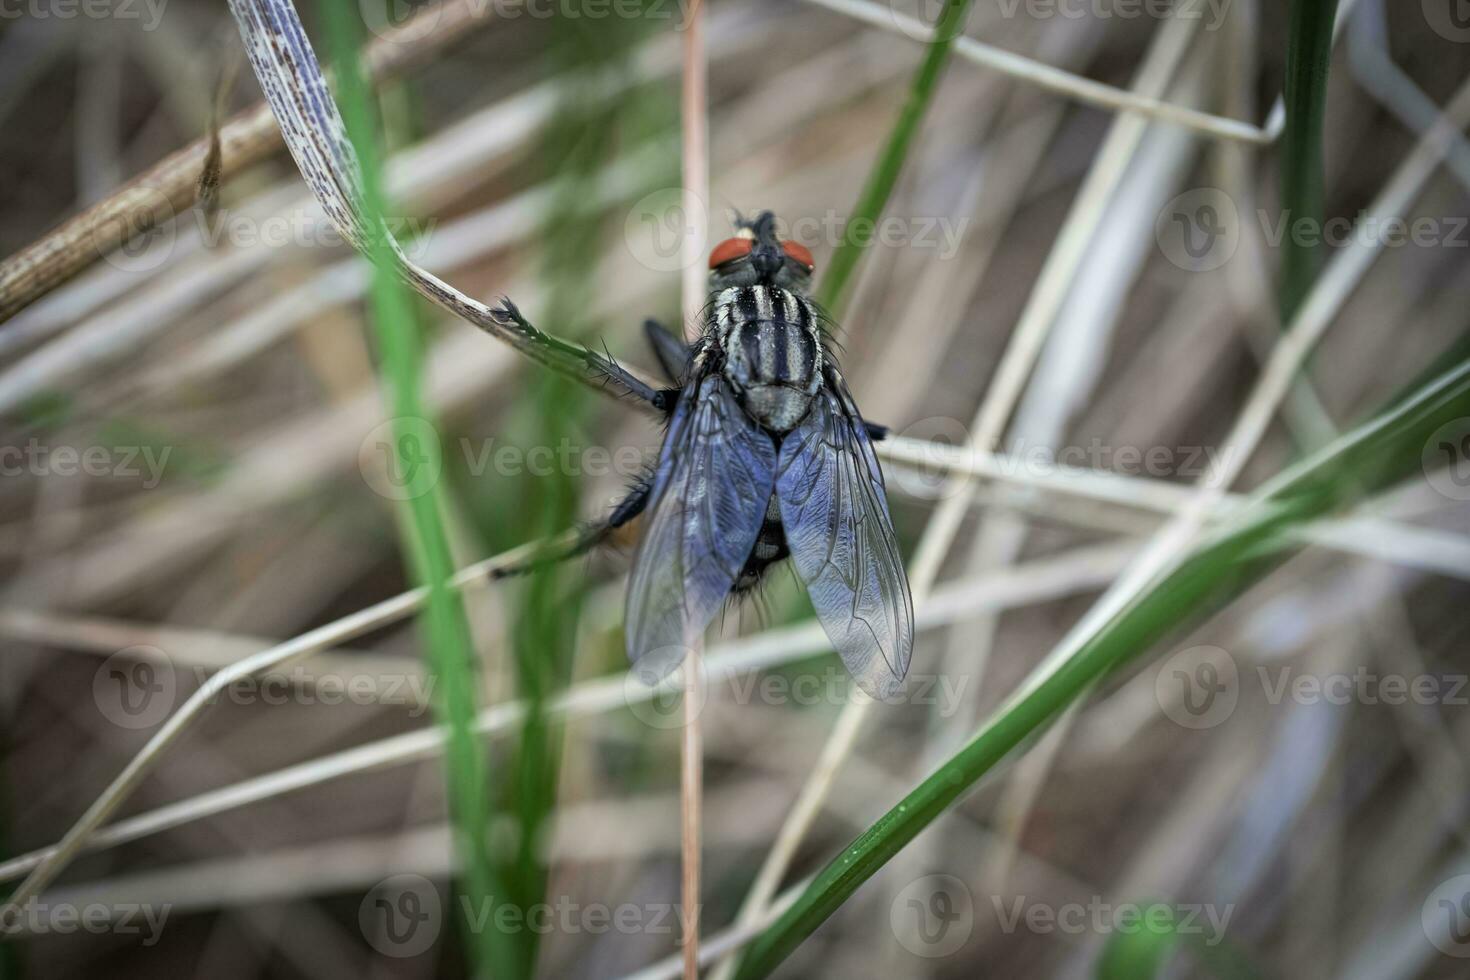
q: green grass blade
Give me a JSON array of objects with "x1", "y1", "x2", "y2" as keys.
[
  {"x1": 318, "y1": 7, "x2": 506, "y2": 978},
  {"x1": 1095, "y1": 903, "x2": 1178, "y2": 980},
  {"x1": 733, "y1": 355, "x2": 1470, "y2": 977},
  {"x1": 1280, "y1": 0, "x2": 1342, "y2": 322},
  {"x1": 815, "y1": 0, "x2": 978, "y2": 318},
  {"x1": 491, "y1": 16, "x2": 654, "y2": 973}
]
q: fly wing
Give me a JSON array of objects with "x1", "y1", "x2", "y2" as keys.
[
  {"x1": 776, "y1": 369, "x2": 914, "y2": 700},
  {"x1": 625, "y1": 365, "x2": 777, "y2": 683}
]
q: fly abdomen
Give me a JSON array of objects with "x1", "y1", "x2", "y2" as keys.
[
  {"x1": 715, "y1": 285, "x2": 823, "y2": 432},
  {"x1": 734, "y1": 493, "x2": 789, "y2": 593}
]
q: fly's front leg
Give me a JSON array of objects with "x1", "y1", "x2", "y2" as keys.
[
  {"x1": 644, "y1": 318, "x2": 694, "y2": 385},
  {"x1": 489, "y1": 298, "x2": 666, "y2": 411},
  {"x1": 491, "y1": 479, "x2": 653, "y2": 580}
]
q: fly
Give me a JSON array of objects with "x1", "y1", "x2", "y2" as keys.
[{"x1": 499, "y1": 211, "x2": 914, "y2": 699}]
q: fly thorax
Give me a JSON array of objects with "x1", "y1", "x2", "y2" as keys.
[{"x1": 713, "y1": 285, "x2": 823, "y2": 433}]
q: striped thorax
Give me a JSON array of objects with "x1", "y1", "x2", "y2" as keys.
[{"x1": 713, "y1": 284, "x2": 824, "y2": 433}]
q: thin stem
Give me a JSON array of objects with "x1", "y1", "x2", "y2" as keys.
[
  {"x1": 679, "y1": 3, "x2": 708, "y2": 974},
  {"x1": 1280, "y1": 0, "x2": 1343, "y2": 321},
  {"x1": 813, "y1": 0, "x2": 978, "y2": 319}
]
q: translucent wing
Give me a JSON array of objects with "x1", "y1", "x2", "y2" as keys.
[
  {"x1": 625, "y1": 366, "x2": 778, "y2": 683},
  {"x1": 776, "y1": 369, "x2": 914, "y2": 699}
]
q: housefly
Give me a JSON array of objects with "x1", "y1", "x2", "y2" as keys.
[{"x1": 499, "y1": 211, "x2": 913, "y2": 699}]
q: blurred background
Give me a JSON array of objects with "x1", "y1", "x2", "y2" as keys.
[{"x1": 2, "y1": 0, "x2": 1470, "y2": 977}]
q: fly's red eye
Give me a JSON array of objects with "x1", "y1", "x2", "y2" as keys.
[
  {"x1": 708, "y1": 237, "x2": 753, "y2": 269},
  {"x1": 781, "y1": 240, "x2": 815, "y2": 271}
]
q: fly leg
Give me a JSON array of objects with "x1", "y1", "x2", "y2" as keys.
[
  {"x1": 644, "y1": 318, "x2": 694, "y2": 385},
  {"x1": 490, "y1": 298, "x2": 668, "y2": 411},
  {"x1": 492, "y1": 300, "x2": 683, "y2": 416},
  {"x1": 491, "y1": 480, "x2": 653, "y2": 580}
]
